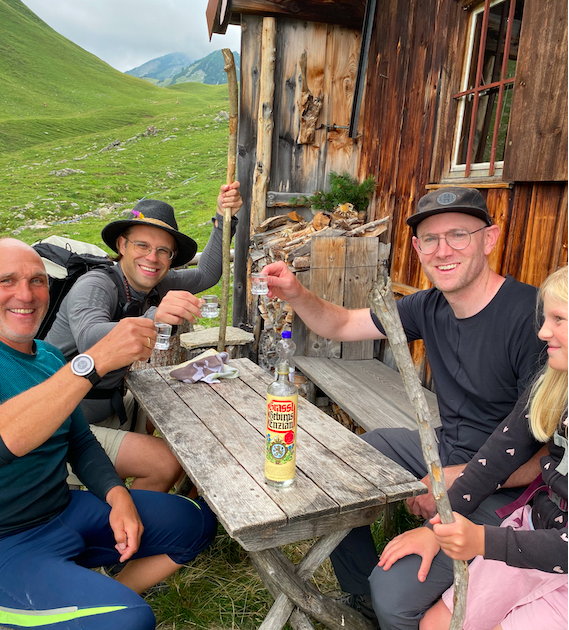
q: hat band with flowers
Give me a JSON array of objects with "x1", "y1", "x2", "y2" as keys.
[{"x1": 102, "y1": 199, "x2": 197, "y2": 267}]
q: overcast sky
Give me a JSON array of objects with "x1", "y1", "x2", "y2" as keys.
[{"x1": 21, "y1": 0, "x2": 241, "y2": 72}]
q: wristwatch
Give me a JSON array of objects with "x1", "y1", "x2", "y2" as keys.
[{"x1": 70, "y1": 353, "x2": 101, "y2": 387}]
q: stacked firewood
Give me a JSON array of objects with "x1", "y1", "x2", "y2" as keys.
[
  {"x1": 251, "y1": 204, "x2": 388, "y2": 272},
  {"x1": 251, "y1": 205, "x2": 389, "y2": 337}
]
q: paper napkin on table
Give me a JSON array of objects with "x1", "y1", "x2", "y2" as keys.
[{"x1": 169, "y1": 348, "x2": 239, "y2": 384}]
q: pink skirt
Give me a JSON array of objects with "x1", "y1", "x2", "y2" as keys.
[{"x1": 442, "y1": 505, "x2": 568, "y2": 630}]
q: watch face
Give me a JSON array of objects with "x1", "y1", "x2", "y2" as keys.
[{"x1": 72, "y1": 354, "x2": 94, "y2": 375}]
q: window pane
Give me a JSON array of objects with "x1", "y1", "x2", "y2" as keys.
[{"x1": 456, "y1": 0, "x2": 525, "y2": 167}]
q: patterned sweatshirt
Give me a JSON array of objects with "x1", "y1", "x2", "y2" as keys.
[{"x1": 448, "y1": 388, "x2": 567, "y2": 574}]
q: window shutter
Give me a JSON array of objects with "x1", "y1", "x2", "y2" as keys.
[{"x1": 503, "y1": 0, "x2": 567, "y2": 181}]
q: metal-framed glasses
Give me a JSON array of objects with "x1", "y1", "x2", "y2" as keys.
[
  {"x1": 124, "y1": 238, "x2": 176, "y2": 261},
  {"x1": 415, "y1": 226, "x2": 487, "y2": 255}
]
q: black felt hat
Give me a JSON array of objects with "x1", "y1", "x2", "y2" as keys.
[
  {"x1": 101, "y1": 199, "x2": 197, "y2": 267},
  {"x1": 406, "y1": 187, "x2": 493, "y2": 235}
]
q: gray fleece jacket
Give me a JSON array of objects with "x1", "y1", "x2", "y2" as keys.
[{"x1": 46, "y1": 213, "x2": 237, "y2": 423}]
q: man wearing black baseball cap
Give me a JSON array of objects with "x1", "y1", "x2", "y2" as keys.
[
  {"x1": 46, "y1": 182, "x2": 242, "y2": 494},
  {"x1": 261, "y1": 186, "x2": 544, "y2": 628}
]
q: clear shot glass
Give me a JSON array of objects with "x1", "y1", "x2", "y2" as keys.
[
  {"x1": 200, "y1": 295, "x2": 219, "y2": 318},
  {"x1": 251, "y1": 272, "x2": 269, "y2": 295},
  {"x1": 154, "y1": 322, "x2": 172, "y2": 351}
]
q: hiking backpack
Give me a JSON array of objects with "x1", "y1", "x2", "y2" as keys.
[{"x1": 32, "y1": 236, "x2": 127, "y2": 340}]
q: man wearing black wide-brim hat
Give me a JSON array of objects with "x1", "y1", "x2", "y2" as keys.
[{"x1": 46, "y1": 182, "x2": 242, "y2": 493}]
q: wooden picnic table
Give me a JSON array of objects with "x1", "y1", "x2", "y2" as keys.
[{"x1": 127, "y1": 357, "x2": 425, "y2": 630}]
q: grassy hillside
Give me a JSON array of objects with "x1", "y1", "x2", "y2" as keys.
[
  {"x1": 0, "y1": 0, "x2": 193, "y2": 153},
  {"x1": 0, "y1": 0, "x2": 236, "y2": 317},
  {"x1": 0, "y1": 83, "x2": 231, "y2": 248}
]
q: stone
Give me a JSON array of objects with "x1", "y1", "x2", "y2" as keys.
[{"x1": 49, "y1": 168, "x2": 85, "y2": 177}]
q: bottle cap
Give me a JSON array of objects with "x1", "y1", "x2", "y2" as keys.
[{"x1": 282, "y1": 330, "x2": 292, "y2": 338}]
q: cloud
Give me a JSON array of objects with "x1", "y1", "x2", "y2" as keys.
[{"x1": 21, "y1": 0, "x2": 241, "y2": 71}]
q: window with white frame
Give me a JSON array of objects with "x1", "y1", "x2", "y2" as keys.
[{"x1": 451, "y1": 0, "x2": 525, "y2": 179}]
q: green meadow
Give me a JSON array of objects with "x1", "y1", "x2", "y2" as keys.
[{"x1": 0, "y1": 0, "x2": 236, "y2": 319}]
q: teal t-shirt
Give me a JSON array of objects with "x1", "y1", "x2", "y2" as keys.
[{"x1": 0, "y1": 340, "x2": 122, "y2": 538}]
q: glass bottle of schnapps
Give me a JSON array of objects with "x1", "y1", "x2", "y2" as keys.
[{"x1": 265, "y1": 360, "x2": 298, "y2": 488}]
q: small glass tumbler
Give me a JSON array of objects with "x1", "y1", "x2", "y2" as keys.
[
  {"x1": 201, "y1": 295, "x2": 219, "y2": 318},
  {"x1": 154, "y1": 322, "x2": 172, "y2": 351},
  {"x1": 251, "y1": 272, "x2": 269, "y2": 295}
]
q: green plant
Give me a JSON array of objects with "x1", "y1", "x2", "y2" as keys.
[{"x1": 305, "y1": 171, "x2": 376, "y2": 213}]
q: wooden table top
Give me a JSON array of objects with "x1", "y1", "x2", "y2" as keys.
[{"x1": 127, "y1": 358, "x2": 425, "y2": 551}]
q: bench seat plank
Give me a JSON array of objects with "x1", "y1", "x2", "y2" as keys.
[{"x1": 294, "y1": 356, "x2": 440, "y2": 434}]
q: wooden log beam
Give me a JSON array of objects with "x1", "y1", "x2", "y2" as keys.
[
  {"x1": 252, "y1": 530, "x2": 350, "y2": 630},
  {"x1": 229, "y1": 0, "x2": 365, "y2": 29},
  {"x1": 248, "y1": 17, "x2": 277, "y2": 324},
  {"x1": 250, "y1": 17, "x2": 276, "y2": 235},
  {"x1": 266, "y1": 192, "x2": 312, "y2": 207},
  {"x1": 368, "y1": 273, "x2": 468, "y2": 630},
  {"x1": 218, "y1": 48, "x2": 239, "y2": 353}
]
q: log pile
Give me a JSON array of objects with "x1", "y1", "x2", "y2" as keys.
[
  {"x1": 251, "y1": 206, "x2": 389, "y2": 340},
  {"x1": 251, "y1": 205, "x2": 388, "y2": 273}
]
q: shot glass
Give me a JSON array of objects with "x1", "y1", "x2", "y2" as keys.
[
  {"x1": 251, "y1": 271, "x2": 269, "y2": 295},
  {"x1": 200, "y1": 295, "x2": 219, "y2": 318},
  {"x1": 154, "y1": 322, "x2": 172, "y2": 351}
]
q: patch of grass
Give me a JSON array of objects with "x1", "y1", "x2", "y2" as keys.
[{"x1": 0, "y1": 89, "x2": 230, "y2": 251}]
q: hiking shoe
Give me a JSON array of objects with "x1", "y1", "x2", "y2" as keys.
[
  {"x1": 338, "y1": 593, "x2": 380, "y2": 629},
  {"x1": 99, "y1": 563, "x2": 126, "y2": 578}
]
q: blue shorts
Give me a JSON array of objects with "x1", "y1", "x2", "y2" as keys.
[{"x1": 0, "y1": 489, "x2": 217, "y2": 629}]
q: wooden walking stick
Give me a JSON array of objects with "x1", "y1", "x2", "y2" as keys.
[
  {"x1": 217, "y1": 48, "x2": 238, "y2": 353},
  {"x1": 368, "y1": 271, "x2": 468, "y2": 630}
]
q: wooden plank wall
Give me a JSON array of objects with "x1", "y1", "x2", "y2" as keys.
[
  {"x1": 359, "y1": 0, "x2": 568, "y2": 291},
  {"x1": 271, "y1": 18, "x2": 363, "y2": 195},
  {"x1": 234, "y1": 15, "x2": 365, "y2": 325}
]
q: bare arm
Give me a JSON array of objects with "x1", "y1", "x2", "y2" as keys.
[
  {"x1": 501, "y1": 445, "x2": 548, "y2": 487},
  {"x1": 0, "y1": 317, "x2": 156, "y2": 456},
  {"x1": 408, "y1": 446, "x2": 548, "y2": 520},
  {"x1": 263, "y1": 261, "x2": 385, "y2": 342}
]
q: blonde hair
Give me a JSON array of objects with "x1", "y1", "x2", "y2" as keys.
[{"x1": 529, "y1": 266, "x2": 568, "y2": 442}]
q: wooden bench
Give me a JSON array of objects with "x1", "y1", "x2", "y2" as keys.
[{"x1": 294, "y1": 356, "x2": 440, "y2": 433}]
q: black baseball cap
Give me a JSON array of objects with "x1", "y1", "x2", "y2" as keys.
[{"x1": 406, "y1": 187, "x2": 493, "y2": 235}]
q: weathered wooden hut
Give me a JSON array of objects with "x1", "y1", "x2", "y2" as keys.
[{"x1": 207, "y1": 0, "x2": 568, "y2": 382}]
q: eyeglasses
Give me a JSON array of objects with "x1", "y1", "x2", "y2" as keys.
[
  {"x1": 124, "y1": 238, "x2": 176, "y2": 261},
  {"x1": 415, "y1": 227, "x2": 487, "y2": 255}
]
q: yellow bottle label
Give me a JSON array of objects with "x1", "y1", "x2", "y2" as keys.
[{"x1": 265, "y1": 393, "x2": 297, "y2": 482}]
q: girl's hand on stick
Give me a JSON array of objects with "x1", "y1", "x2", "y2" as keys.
[{"x1": 431, "y1": 512, "x2": 485, "y2": 561}]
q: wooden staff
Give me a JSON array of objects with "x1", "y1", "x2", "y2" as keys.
[
  {"x1": 368, "y1": 272, "x2": 468, "y2": 630},
  {"x1": 217, "y1": 48, "x2": 238, "y2": 353}
]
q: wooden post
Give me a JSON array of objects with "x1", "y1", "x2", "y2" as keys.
[
  {"x1": 218, "y1": 49, "x2": 239, "y2": 353},
  {"x1": 248, "y1": 16, "x2": 276, "y2": 324},
  {"x1": 368, "y1": 273, "x2": 468, "y2": 630},
  {"x1": 250, "y1": 16, "x2": 276, "y2": 233}
]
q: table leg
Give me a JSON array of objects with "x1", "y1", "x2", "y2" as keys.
[
  {"x1": 249, "y1": 530, "x2": 376, "y2": 630},
  {"x1": 252, "y1": 530, "x2": 349, "y2": 630}
]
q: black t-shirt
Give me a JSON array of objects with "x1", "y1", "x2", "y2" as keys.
[{"x1": 371, "y1": 276, "x2": 545, "y2": 463}]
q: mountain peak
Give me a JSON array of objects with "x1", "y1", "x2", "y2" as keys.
[{"x1": 125, "y1": 50, "x2": 240, "y2": 87}]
